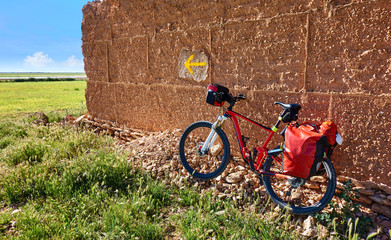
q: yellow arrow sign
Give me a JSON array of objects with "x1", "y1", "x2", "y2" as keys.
[{"x1": 184, "y1": 54, "x2": 207, "y2": 74}]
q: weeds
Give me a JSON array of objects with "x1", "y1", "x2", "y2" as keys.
[
  {"x1": 0, "y1": 122, "x2": 28, "y2": 149},
  {"x1": 329, "y1": 218, "x2": 380, "y2": 240},
  {"x1": 315, "y1": 180, "x2": 375, "y2": 239}
]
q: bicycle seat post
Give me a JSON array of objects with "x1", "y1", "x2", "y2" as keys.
[{"x1": 271, "y1": 109, "x2": 286, "y2": 133}]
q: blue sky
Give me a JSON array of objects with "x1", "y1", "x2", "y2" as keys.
[{"x1": 0, "y1": 0, "x2": 90, "y2": 72}]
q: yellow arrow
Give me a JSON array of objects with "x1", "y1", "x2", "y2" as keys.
[{"x1": 184, "y1": 54, "x2": 207, "y2": 74}]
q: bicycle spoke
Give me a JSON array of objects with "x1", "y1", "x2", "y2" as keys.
[
  {"x1": 263, "y1": 155, "x2": 336, "y2": 214},
  {"x1": 179, "y1": 122, "x2": 229, "y2": 179}
]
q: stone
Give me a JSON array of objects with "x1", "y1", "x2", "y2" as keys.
[
  {"x1": 11, "y1": 209, "x2": 21, "y2": 215},
  {"x1": 30, "y1": 112, "x2": 49, "y2": 125},
  {"x1": 65, "y1": 114, "x2": 76, "y2": 123},
  {"x1": 378, "y1": 183, "x2": 391, "y2": 195},
  {"x1": 178, "y1": 48, "x2": 209, "y2": 82},
  {"x1": 303, "y1": 216, "x2": 314, "y2": 230},
  {"x1": 74, "y1": 115, "x2": 86, "y2": 124},
  {"x1": 361, "y1": 181, "x2": 380, "y2": 190},
  {"x1": 225, "y1": 171, "x2": 244, "y2": 184},
  {"x1": 369, "y1": 195, "x2": 387, "y2": 205},
  {"x1": 372, "y1": 203, "x2": 391, "y2": 219},
  {"x1": 337, "y1": 181, "x2": 345, "y2": 190},
  {"x1": 305, "y1": 182, "x2": 320, "y2": 189},
  {"x1": 354, "y1": 194, "x2": 372, "y2": 205},
  {"x1": 302, "y1": 215, "x2": 317, "y2": 237},
  {"x1": 337, "y1": 176, "x2": 351, "y2": 183},
  {"x1": 210, "y1": 144, "x2": 223, "y2": 157},
  {"x1": 355, "y1": 188, "x2": 376, "y2": 196},
  {"x1": 310, "y1": 175, "x2": 326, "y2": 183},
  {"x1": 317, "y1": 224, "x2": 329, "y2": 239},
  {"x1": 384, "y1": 199, "x2": 391, "y2": 207}
]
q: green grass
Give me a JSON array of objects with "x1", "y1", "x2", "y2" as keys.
[
  {"x1": 0, "y1": 119, "x2": 301, "y2": 239},
  {"x1": 0, "y1": 81, "x2": 86, "y2": 117}
]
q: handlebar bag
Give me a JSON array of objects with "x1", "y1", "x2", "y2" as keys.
[
  {"x1": 283, "y1": 124, "x2": 329, "y2": 179},
  {"x1": 206, "y1": 84, "x2": 229, "y2": 106}
]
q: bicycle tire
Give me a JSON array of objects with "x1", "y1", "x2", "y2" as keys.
[
  {"x1": 262, "y1": 153, "x2": 336, "y2": 215},
  {"x1": 179, "y1": 121, "x2": 230, "y2": 180}
]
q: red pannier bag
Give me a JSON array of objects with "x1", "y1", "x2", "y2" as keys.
[
  {"x1": 319, "y1": 121, "x2": 338, "y2": 146},
  {"x1": 283, "y1": 124, "x2": 329, "y2": 179}
]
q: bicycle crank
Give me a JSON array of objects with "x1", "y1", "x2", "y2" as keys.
[
  {"x1": 285, "y1": 178, "x2": 306, "y2": 197},
  {"x1": 288, "y1": 177, "x2": 306, "y2": 188}
]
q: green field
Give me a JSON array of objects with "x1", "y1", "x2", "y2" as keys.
[{"x1": 0, "y1": 81, "x2": 86, "y2": 117}]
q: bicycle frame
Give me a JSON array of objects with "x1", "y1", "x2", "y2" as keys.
[
  {"x1": 182, "y1": 87, "x2": 337, "y2": 214},
  {"x1": 204, "y1": 109, "x2": 292, "y2": 179}
]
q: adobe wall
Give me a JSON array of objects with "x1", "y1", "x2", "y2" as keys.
[{"x1": 82, "y1": 0, "x2": 391, "y2": 186}]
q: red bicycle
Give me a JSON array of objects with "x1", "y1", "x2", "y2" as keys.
[{"x1": 179, "y1": 84, "x2": 339, "y2": 214}]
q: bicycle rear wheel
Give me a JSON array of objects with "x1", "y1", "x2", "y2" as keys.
[
  {"x1": 179, "y1": 121, "x2": 230, "y2": 180},
  {"x1": 262, "y1": 153, "x2": 336, "y2": 215}
]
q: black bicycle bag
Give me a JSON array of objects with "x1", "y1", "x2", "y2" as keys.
[{"x1": 206, "y1": 84, "x2": 229, "y2": 106}]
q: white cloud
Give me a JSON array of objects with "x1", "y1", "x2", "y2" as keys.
[
  {"x1": 24, "y1": 52, "x2": 54, "y2": 67},
  {"x1": 20, "y1": 52, "x2": 84, "y2": 72},
  {"x1": 65, "y1": 55, "x2": 84, "y2": 68}
]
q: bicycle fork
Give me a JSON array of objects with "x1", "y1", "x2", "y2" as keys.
[{"x1": 200, "y1": 116, "x2": 228, "y2": 154}]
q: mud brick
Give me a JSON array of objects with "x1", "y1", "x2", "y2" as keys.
[
  {"x1": 153, "y1": 0, "x2": 224, "y2": 31},
  {"x1": 114, "y1": 84, "x2": 214, "y2": 131},
  {"x1": 299, "y1": 93, "x2": 331, "y2": 123},
  {"x1": 85, "y1": 82, "x2": 117, "y2": 121},
  {"x1": 331, "y1": 94, "x2": 391, "y2": 185},
  {"x1": 109, "y1": 37, "x2": 148, "y2": 84},
  {"x1": 211, "y1": 14, "x2": 307, "y2": 91},
  {"x1": 307, "y1": 1, "x2": 391, "y2": 94},
  {"x1": 111, "y1": 1, "x2": 154, "y2": 39},
  {"x1": 82, "y1": 42, "x2": 109, "y2": 83},
  {"x1": 82, "y1": 2, "x2": 113, "y2": 42},
  {"x1": 223, "y1": 0, "x2": 322, "y2": 21},
  {"x1": 107, "y1": 41, "x2": 120, "y2": 83}
]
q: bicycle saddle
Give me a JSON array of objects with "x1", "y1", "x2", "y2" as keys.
[{"x1": 274, "y1": 102, "x2": 301, "y2": 111}]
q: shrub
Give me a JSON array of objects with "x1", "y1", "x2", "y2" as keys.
[{"x1": 315, "y1": 180, "x2": 373, "y2": 238}]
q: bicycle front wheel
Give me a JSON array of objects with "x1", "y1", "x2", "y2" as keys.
[
  {"x1": 262, "y1": 153, "x2": 336, "y2": 215},
  {"x1": 179, "y1": 121, "x2": 230, "y2": 180}
]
